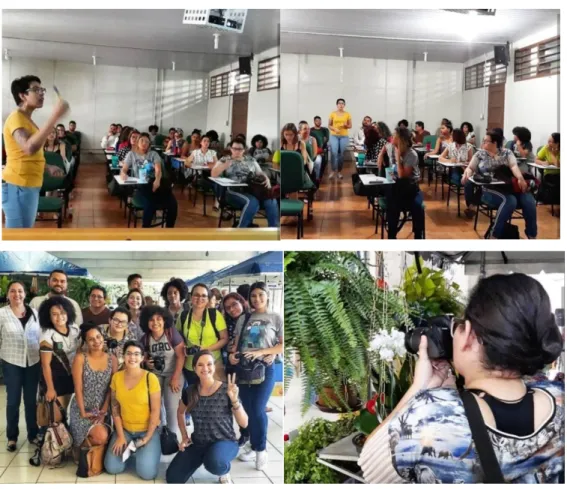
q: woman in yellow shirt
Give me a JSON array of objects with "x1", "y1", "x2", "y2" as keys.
[
  {"x1": 104, "y1": 340, "x2": 161, "y2": 481},
  {"x1": 2, "y1": 76, "x2": 69, "y2": 228},
  {"x1": 328, "y1": 98, "x2": 352, "y2": 180},
  {"x1": 176, "y1": 283, "x2": 228, "y2": 386}
]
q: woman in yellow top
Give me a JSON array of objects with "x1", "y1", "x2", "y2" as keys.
[
  {"x1": 536, "y1": 132, "x2": 560, "y2": 172},
  {"x1": 104, "y1": 340, "x2": 161, "y2": 481},
  {"x1": 2, "y1": 76, "x2": 69, "y2": 228},
  {"x1": 328, "y1": 98, "x2": 352, "y2": 180},
  {"x1": 176, "y1": 283, "x2": 228, "y2": 386}
]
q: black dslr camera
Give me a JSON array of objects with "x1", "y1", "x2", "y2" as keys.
[
  {"x1": 106, "y1": 337, "x2": 118, "y2": 350},
  {"x1": 150, "y1": 355, "x2": 165, "y2": 371},
  {"x1": 186, "y1": 345, "x2": 200, "y2": 355},
  {"x1": 404, "y1": 315, "x2": 454, "y2": 360}
]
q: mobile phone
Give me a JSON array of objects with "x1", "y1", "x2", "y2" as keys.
[{"x1": 53, "y1": 85, "x2": 61, "y2": 98}]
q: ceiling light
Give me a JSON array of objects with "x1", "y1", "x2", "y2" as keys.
[
  {"x1": 468, "y1": 10, "x2": 478, "y2": 15},
  {"x1": 172, "y1": 61, "x2": 176, "y2": 71},
  {"x1": 92, "y1": 55, "x2": 96, "y2": 66},
  {"x1": 423, "y1": 51, "x2": 428, "y2": 62},
  {"x1": 339, "y1": 47, "x2": 344, "y2": 58},
  {"x1": 4, "y1": 49, "x2": 10, "y2": 61},
  {"x1": 213, "y1": 33, "x2": 220, "y2": 50}
]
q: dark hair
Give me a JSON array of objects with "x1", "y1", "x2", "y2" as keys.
[
  {"x1": 281, "y1": 123, "x2": 298, "y2": 145},
  {"x1": 415, "y1": 121, "x2": 424, "y2": 129},
  {"x1": 461, "y1": 122, "x2": 473, "y2": 134},
  {"x1": 249, "y1": 281, "x2": 268, "y2": 301},
  {"x1": 397, "y1": 119, "x2": 409, "y2": 128},
  {"x1": 205, "y1": 130, "x2": 219, "y2": 142},
  {"x1": 192, "y1": 129, "x2": 202, "y2": 137},
  {"x1": 56, "y1": 124, "x2": 65, "y2": 131},
  {"x1": 126, "y1": 288, "x2": 146, "y2": 308},
  {"x1": 118, "y1": 126, "x2": 133, "y2": 145},
  {"x1": 464, "y1": 273, "x2": 562, "y2": 376},
  {"x1": 551, "y1": 132, "x2": 560, "y2": 148},
  {"x1": 183, "y1": 349, "x2": 216, "y2": 412},
  {"x1": 69, "y1": 120, "x2": 76, "y2": 125},
  {"x1": 314, "y1": 116, "x2": 321, "y2": 121},
  {"x1": 116, "y1": 124, "x2": 123, "y2": 129},
  {"x1": 127, "y1": 274, "x2": 142, "y2": 286},
  {"x1": 49, "y1": 269, "x2": 67, "y2": 280},
  {"x1": 11, "y1": 75, "x2": 41, "y2": 105},
  {"x1": 442, "y1": 118, "x2": 450, "y2": 125},
  {"x1": 38, "y1": 296, "x2": 77, "y2": 330},
  {"x1": 514, "y1": 126, "x2": 532, "y2": 144},
  {"x1": 210, "y1": 288, "x2": 222, "y2": 302},
  {"x1": 123, "y1": 340, "x2": 144, "y2": 356},
  {"x1": 79, "y1": 322, "x2": 103, "y2": 346},
  {"x1": 251, "y1": 134, "x2": 269, "y2": 148},
  {"x1": 169, "y1": 127, "x2": 176, "y2": 133},
  {"x1": 109, "y1": 306, "x2": 131, "y2": 323},
  {"x1": 442, "y1": 120, "x2": 453, "y2": 133},
  {"x1": 491, "y1": 127, "x2": 504, "y2": 138},
  {"x1": 512, "y1": 126, "x2": 521, "y2": 136},
  {"x1": 486, "y1": 130, "x2": 504, "y2": 149},
  {"x1": 89, "y1": 285, "x2": 107, "y2": 299},
  {"x1": 377, "y1": 122, "x2": 392, "y2": 140},
  {"x1": 394, "y1": 126, "x2": 413, "y2": 155},
  {"x1": 518, "y1": 139, "x2": 533, "y2": 152},
  {"x1": 139, "y1": 305, "x2": 174, "y2": 334},
  {"x1": 452, "y1": 128, "x2": 466, "y2": 145},
  {"x1": 148, "y1": 124, "x2": 158, "y2": 132},
  {"x1": 222, "y1": 292, "x2": 249, "y2": 314},
  {"x1": 336, "y1": 98, "x2": 345, "y2": 105},
  {"x1": 190, "y1": 283, "x2": 211, "y2": 299},
  {"x1": 363, "y1": 115, "x2": 372, "y2": 121},
  {"x1": 236, "y1": 284, "x2": 251, "y2": 301},
  {"x1": 160, "y1": 278, "x2": 188, "y2": 305},
  {"x1": 363, "y1": 125, "x2": 381, "y2": 148},
  {"x1": 137, "y1": 132, "x2": 151, "y2": 144},
  {"x1": 7, "y1": 280, "x2": 26, "y2": 294},
  {"x1": 229, "y1": 138, "x2": 246, "y2": 148}
]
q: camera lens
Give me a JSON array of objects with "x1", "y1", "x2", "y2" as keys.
[{"x1": 403, "y1": 316, "x2": 454, "y2": 360}]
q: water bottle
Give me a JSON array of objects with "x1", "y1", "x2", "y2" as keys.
[
  {"x1": 111, "y1": 155, "x2": 118, "y2": 169},
  {"x1": 139, "y1": 164, "x2": 147, "y2": 183}
]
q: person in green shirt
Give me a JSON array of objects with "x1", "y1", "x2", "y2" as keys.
[
  {"x1": 176, "y1": 283, "x2": 228, "y2": 386},
  {"x1": 537, "y1": 132, "x2": 560, "y2": 174}
]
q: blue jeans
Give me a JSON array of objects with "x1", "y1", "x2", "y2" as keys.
[
  {"x1": 384, "y1": 184, "x2": 425, "y2": 239},
  {"x1": 136, "y1": 187, "x2": 178, "y2": 228},
  {"x1": 225, "y1": 190, "x2": 279, "y2": 228},
  {"x1": 464, "y1": 180, "x2": 476, "y2": 207},
  {"x1": 313, "y1": 155, "x2": 323, "y2": 179},
  {"x1": 330, "y1": 135, "x2": 349, "y2": 172},
  {"x1": 166, "y1": 440, "x2": 239, "y2": 483},
  {"x1": 239, "y1": 364, "x2": 275, "y2": 451},
  {"x1": 104, "y1": 429, "x2": 160, "y2": 480},
  {"x1": 3, "y1": 361, "x2": 40, "y2": 442},
  {"x1": 2, "y1": 182, "x2": 41, "y2": 228},
  {"x1": 483, "y1": 189, "x2": 538, "y2": 239}
]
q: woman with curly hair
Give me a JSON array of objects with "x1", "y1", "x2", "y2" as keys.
[
  {"x1": 38, "y1": 295, "x2": 80, "y2": 408},
  {"x1": 249, "y1": 134, "x2": 272, "y2": 164},
  {"x1": 139, "y1": 306, "x2": 185, "y2": 438},
  {"x1": 161, "y1": 278, "x2": 190, "y2": 324}
]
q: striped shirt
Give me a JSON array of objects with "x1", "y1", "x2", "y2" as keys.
[{"x1": 0, "y1": 305, "x2": 41, "y2": 367}]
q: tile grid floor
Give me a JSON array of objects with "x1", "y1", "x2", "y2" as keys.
[{"x1": 0, "y1": 386, "x2": 283, "y2": 484}]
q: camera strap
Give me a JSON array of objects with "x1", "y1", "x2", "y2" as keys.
[
  {"x1": 182, "y1": 308, "x2": 220, "y2": 347},
  {"x1": 459, "y1": 389, "x2": 505, "y2": 483}
]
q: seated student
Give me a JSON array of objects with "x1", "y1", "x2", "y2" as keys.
[
  {"x1": 167, "y1": 127, "x2": 176, "y2": 142},
  {"x1": 490, "y1": 127, "x2": 507, "y2": 147},
  {"x1": 67, "y1": 120, "x2": 79, "y2": 139},
  {"x1": 412, "y1": 121, "x2": 430, "y2": 145},
  {"x1": 281, "y1": 123, "x2": 312, "y2": 175},
  {"x1": 377, "y1": 121, "x2": 393, "y2": 143},
  {"x1": 435, "y1": 118, "x2": 450, "y2": 138},
  {"x1": 115, "y1": 125, "x2": 132, "y2": 155},
  {"x1": 310, "y1": 116, "x2": 330, "y2": 151},
  {"x1": 121, "y1": 132, "x2": 178, "y2": 228},
  {"x1": 439, "y1": 128, "x2": 472, "y2": 163},
  {"x1": 426, "y1": 120, "x2": 453, "y2": 157},
  {"x1": 104, "y1": 340, "x2": 161, "y2": 481},
  {"x1": 185, "y1": 134, "x2": 218, "y2": 168},
  {"x1": 514, "y1": 128, "x2": 534, "y2": 173},
  {"x1": 166, "y1": 351, "x2": 248, "y2": 484},
  {"x1": 148, "y1": 125, "x2": 159, "y2": 144},
  {"x1": 364, "y1": 125, "x2": 387, "y2": 162},
  {"x1": 205, "y1": 130, "x2": 224, "y2": 159},
  {"x1": 114, "y1": 124, "x2": 123, "y2": 150},
  {"x1": 536, "y1": 132, "x2": 560, "y2": 207},
  {"x1": 461, "y1": 122, "x2": 476, "y2": 146},
  {"x1": 187, "y1": 129, "x2": 202, "y2": 157},
  {"x1": 354, "y1": 116, "x2": 372, "y2": 146},
  {"x1": 44, "y1": 127, "x2": 67, "y2": 162},
  {"x1": 117, "y1": 129, "x2": 139, "y2": 162},
  {"x1": 397, "y1": 119, "x2": 409, "y2": 130},
  {"x1": 55, "y1": 124, "x2": 74, "y2": 153},
  {"x1": 461, "y1": 130, "x2": 537, "y2": 239},
  {"x1": 298, "y1": 121, "x2": 321, "y2": 181},
  {"x1": 212, "y1": 138, "x2": 279, "y2": 228},
  {"x1": 165, "y1": 128, "x2": 188, "y2": 157},
  {"x1": 249, "y1": 134, "x2": 273, "y2": 165},
  {"x1": 382, "y1": 127, "x2": 425, "y2": 239}
]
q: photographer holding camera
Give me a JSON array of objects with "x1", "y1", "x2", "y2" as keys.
[
  {"x1": 359, "y1": 273, "x2": 564, "y2": 484},
  {"x1": 102, "y1": 307, "x2": 141, "y2": 368},
  {"x1": 176, "y1": 283, "x2": 228, "y2": 386},
  {"x1": 140, "y1": 306, "x2": 185, "y2": 440}
]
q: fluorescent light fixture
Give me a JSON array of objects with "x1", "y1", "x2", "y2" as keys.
[
  {"x1": 424, "y1": 51, "x2": 428, "y2": 62},
  {"x1": 172, "y1": 61, "x2": 176, "y2": 71},
  {"x1": 339, "y1": 47, "x2": 344, "y2": 58},
  {"x1": 4, "y1": 49, "x2": 10, "y2": 61},
  {"x1": 213, "y1": 33, "x2": 220, "y2": 50},
  {"x1": 92, "y1": 55, "x2": 96, "y2": 66}
]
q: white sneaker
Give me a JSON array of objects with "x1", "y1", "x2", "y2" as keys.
[
  {"x1": 219, "y1": 474, "x2": 233, "y2": 484},
  {"x1": 255, "y1": 450, "x2": 268, "y2": 471},
  {"x1": 238, "y1": 443, "x2": 255, "y2": 462},
  {"x1": 338, "y1": 173, "x2": 344, "y2": 180},
  {"x1": 329, "y1": 172, "x2": 335, "y2": 179}
]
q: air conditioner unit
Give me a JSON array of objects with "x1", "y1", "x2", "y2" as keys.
[{"x1": 183, "y1": 9, "x2": 247, "y2": 33}]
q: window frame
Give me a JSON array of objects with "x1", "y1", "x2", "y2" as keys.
[
  {"x1": 257, "y1": 55, "x2": 280, "y2": 92},
  {"x1": 514, "y1": 35, "x2": 560, "y2": 83}
]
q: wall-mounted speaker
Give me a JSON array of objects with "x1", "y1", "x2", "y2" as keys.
[
  {"x1": 494, "y1": 44, "x2": 509, "y2": 66},
  {"x1": 239, "y1": 56, "x2": 252, "y2": 75}
]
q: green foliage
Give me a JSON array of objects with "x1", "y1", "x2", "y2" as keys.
[
  {"x1": 401, "y1": 257, "x2": 464, "y2": 319},
  {"x1": 0, "y1": 276, "x2": 11, "y2": 296},
  {"x1": 284, "y1": 416, "x2": 357, "y2": 484},
  {"x1": 284, "y1": 252, "x2": 412, "y2": 414},
  {"x1": 67, "y1": 278, "x2": 102, "y2": 309}
]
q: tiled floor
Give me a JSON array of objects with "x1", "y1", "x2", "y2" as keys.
[
  {"x1": 281, "y1": 158, "x2": 561, "y2": 239},
  {"x1": 0, "y1": 386, "x2": 283, "y2": 484}
]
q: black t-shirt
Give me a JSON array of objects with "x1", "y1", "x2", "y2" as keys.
[{"x1": 18, "y1": 306, "x2": 34, "y2": 328}]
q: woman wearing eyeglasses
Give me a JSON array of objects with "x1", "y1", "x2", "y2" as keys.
[
  {"x1": 102, "y1": 307, "x2": 140, "y2": 368},
  {"x1": 359, "y1": 273, "x2": 564, "y2": 484},
  {"x1": 104, "y1": 340, "x2": 162, "y2": 481},
  {"x1": 211, "y1": 138, "x2": 279, "y2": 228},
  {"x1": 2, "y1": 76, "x2": 69, "y2": 228}
]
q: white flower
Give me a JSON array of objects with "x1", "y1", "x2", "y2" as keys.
[
  {"x1": 380, "y1": 347, "x2": 395, "y2": 362},
  {"x1": 369, "y1": 329, "x2": 406, "y2": 363}
]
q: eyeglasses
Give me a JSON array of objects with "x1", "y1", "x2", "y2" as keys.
[
  {"x1": 90, "y1": 295, "x2": 105, "y2": 300},
  {"x1": 224, "y1": 301, "x2": 240, "y2": 310},
  {"x1": 450, "y1": 317, "x2": 466, "y2": 337},
  {"x1": 192, "y1": 294, "x2": 209, "y2": 299},
  {"x1": 26, "y1": 87, "x2": 47, "y2": 94},
  {"x1": 231, "y1": 147, "x2": 245, "y2": 151},
  {"x1": 111, "y1": 318, "x2": 128, "y2": 326},
  {"x1": 125, "y1": 351, "x2": 143, "y2": 358}
]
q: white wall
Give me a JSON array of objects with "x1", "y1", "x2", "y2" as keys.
[
  {"x1": 461, "y1": 25, "x2": 559, "y2": 148},
  {"x1": 2, "y1": 58, "x2": 209, "y2": 153},
  {"x1": 206, "y1": 47, "x2": 280, "y2": 149}
]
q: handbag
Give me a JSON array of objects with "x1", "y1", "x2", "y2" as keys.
[
  {"x1": 233, "y1": 314, "x2": 266, "y2": 385},
  {"x1": 245, "y1": 172, "x2": 273, "y2": 201},
  {"x1": 40, "y1": 401, "x2": 73, "y2": 468},
  {"x1": 37, "y1": 397, "x2": 65, "y2": 428},
  {"x1": 459, "y1": 389, "x2": 505, "y2": 483},
  {"x1": 76, "y1": 424, "x2": 109, "y2": 478},
  {"x1": 160, "y1": 426, "x2": 179, "y2": 456}
]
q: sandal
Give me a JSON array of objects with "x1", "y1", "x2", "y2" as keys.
[{"x1": 7, "y1": 441, "x2": 17, "y2": 452}]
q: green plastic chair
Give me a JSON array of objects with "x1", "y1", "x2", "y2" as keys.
[
  {"x1": 281, "y1": 150, "x2": 305, "y2": 238},
  {"x1": 154, "y1": 134, "x2": 166, "y2": 147},
  {"x1": 44, "y1": 151, "x2": 67, "y2": 172},
  {"x1": 505, "y1": 140, "x2": 514, "y2": 150},
  {"x1": 422, "y1": 135, "x2": 439, "y2": 185},
  {"x1": 36, "y1": 174, "x2": 65, "y2": 227}
]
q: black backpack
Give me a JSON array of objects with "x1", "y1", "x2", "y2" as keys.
[{"x1": 178, "y1": 307, "x2": 220, "y2": 344}]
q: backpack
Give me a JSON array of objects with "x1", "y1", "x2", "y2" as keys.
[
  {"x1": 178, "y1": 307, "x2": 220, "y2": 345},
  {"x1": 40, "y1": 402, "x2": 73, "y2": 468}
]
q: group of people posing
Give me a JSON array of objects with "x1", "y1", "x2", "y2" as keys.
[{"x1": 0, "y1": 268, "x2": 283, "y2": 483}]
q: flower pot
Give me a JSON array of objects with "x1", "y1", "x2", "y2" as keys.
[{"x1": 316, "y1": 385, "x2": 361, "y2": 413}]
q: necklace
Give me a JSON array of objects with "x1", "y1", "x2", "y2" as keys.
[{"x1": 199, "y1": 379, "x2": 217, "y2": 411}]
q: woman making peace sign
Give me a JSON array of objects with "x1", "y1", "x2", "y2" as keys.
[{"x1": 166, "y1": 351, "x2": 248, "y2": 484}]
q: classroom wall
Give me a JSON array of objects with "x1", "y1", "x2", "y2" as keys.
[
  {"x1": 280, "y1": 54, "x2": 463, "y2": 136},
  {"x1": 461, "y1": 24, "x2": 559, "y2": 148},
  {"x1": 206, "y1": 47, "x2": 280, "y2": 149},
  {"x1": 2, "y1": 58, "x2": 209, "y2": 154}
]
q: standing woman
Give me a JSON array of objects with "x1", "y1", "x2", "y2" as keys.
[
  {"x1": 328, "y1": 98, "x2": 352, "y2": 180},
  {"x1": 69, "y1": 323, "x2": 117, "y2": 459},
  {"x1": 104, "y1": 341, "x2": 161, "y2": 481},
  {"x1": 126, "y1": 288, "x2": 145, "y2": 338},
  {"x1": 166, "y1": 351, "x2": 248, "y2": 484},
  {"x1": 229, "y1": 282, "x2": 283, "y2": 470},
  {"x1": 161, "y1": 278, "x2": 190, "y2": 324},
  {"x1": 176, "y1": 283, "x2": 228, "y2": 386},
  {"x1": 38, "y1": 296, "x2": 80, "y2": 409},
  {"x1": 103, "y1": 307, "x2": 140, "y2": 368},
  {"x1": 0, "y1": 281, "x2": 41, "y2": 451},
  {"x1": 3, "y1": 76, "x2": 69, "y2": 228},
  {"x1": 140, "y1": 306, "x2": 185, "y2": 439},
  {"x1": 209, "y1": 288, "x2": 223, "y2": 311}
]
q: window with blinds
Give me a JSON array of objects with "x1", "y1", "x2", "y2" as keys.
[
  {"x1": 210, "y1": 71, "x2": 250, "y2": 98},
  {"x1": 257, "y1": 56, "x2": 280, "y2": 91},
  {"x1": 515, "y1": 36, "x2": 560, "y2": 82},
  {"x1": 464, "y1": 59, "x2": 507, "y2": 90}
]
